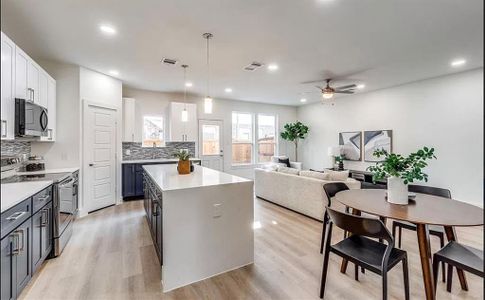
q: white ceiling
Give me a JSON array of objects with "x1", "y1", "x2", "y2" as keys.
[{"x1": 1, "y1": 0, "x2": 483, "y2": 106}]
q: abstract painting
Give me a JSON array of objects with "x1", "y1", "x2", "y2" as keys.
[
  {"x1": 338, "y1": 131, "x2": 361, "y2": 161},
  {"x1": 364, "y1": 130, "x2": 393, "y2": 162}
]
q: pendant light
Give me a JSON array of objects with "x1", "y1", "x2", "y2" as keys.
[
  {"x1": 181, "y1": 64, "x2": 189, "y2": 122},
  {"x1": 203, "y1": 33, "x2": 213, "y2": 114}
]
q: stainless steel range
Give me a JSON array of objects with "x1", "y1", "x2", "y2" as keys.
[{"x1": 1, "y1": 157, "x2": 79, "y2": 257}]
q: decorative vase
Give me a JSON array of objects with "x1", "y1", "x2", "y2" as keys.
[
  {"x1": 387, "y1": 176, "x2": 409, "y2": 205},
  {"x1": 177, "y1": 160, "x2": 191, "y2": 175}
]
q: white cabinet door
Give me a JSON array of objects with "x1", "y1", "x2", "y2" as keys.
[
  {"x1": 122, "y1": 97, "x2": 135, "y2": 142},
  {"x1": 38, "y1": 70, "x2": 48, "y2": 108},
  {"x1": 40, "y1": 77, "x2": 56, "y2": 142},
  {"x1": 15, "y1": 46, "x2": 29, "y2": 100},
  {"x1": 184, "y1": 103, "x2": 198, "y2": 142},
  {"x1": 1, "y1": 32, "x2": 15, "y2": 140},
  {"x1": 28, "y1": 61, "x2": 40, "y2": 104},
  {"x1": 169, "y1": 102, "x2": 198, "y2": 142}
]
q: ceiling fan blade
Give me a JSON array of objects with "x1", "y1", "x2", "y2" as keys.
[
  {"x1": 335, "y1": 84, "x2": 357, "y2": 90},
  {"x1": 300, "y1": 79, "x2": 326, "y2": 84},
  {"x1": 334, "y1": 90, "x2": 354, "y2": 94},
  {"x1": 315, "y1": 85, "x2": 324, "y2": 90}
]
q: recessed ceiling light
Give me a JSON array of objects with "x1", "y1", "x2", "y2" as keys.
[
  {"x1": 450, "y1": 58, "x2": 466, "y2": 67},
  {"x1": 99, "y1": 25, "x2": 117, "y2": 35},
  {"x1": 267, "y1": 64, "x2": 279, "y2": 71},
  {"x1": 185, "y1": 82, "x2": 193, "y2": 87},
  {"x1": 225, "y1": 88, "x2": 233, "y2": 93},
  {"x1": 357, "y1": 84, "x2": 365, "y2": 89},
  {"x1": 109, "y1": 70, "x2": 119, "y2": 76},
  {"x1": 300, "y1": 98, "x2": 307, "y2": 103}
]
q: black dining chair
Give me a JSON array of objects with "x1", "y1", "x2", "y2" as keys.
[
  {"x1": 433, "y1": 241, "x2": 483, "y2": 294},
  {"x1": 320, "y1": 183, "x2": 349, "y2": 254},
  {"x1": 320, "y1": 207, "x2": 410, "y2": 300},
  {"x1": 391, "y1": 184, "x2": 451, "y2": 282}
]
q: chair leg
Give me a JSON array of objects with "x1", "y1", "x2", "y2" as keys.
[
  {"x1": 392, "y1": 222, "x2": 397, "y2": 240},
  {"x1": 382, "y1": 272, "x2": 388, "y2": 300},
  {"x1": 446, "y1": 265, "x2": 453, "y2": 292},
  {"x1": 354, "y1": 263, "x2": 359, "y2": 281},
  {"x1": 320, "y1": 212, "x2": 328, "y2": 254},
  {"x1": 361, "y1": 267, "x2": 365, "y2": 274},
  {"x1": 403, "y1": 257, "x2": 410, "y2": 300},
  {"x1": 344, "y1": 206, "x2": 349, "y2": 238},
  {"x1": 439, "y1": 235, "x2": 445, "y2": 283},
  {"x1": 398, "y1": 226, "x2": 402, "y2": 248},
  {"x1": 319, "y1": 242, "x2": 331, "y2": 298}
]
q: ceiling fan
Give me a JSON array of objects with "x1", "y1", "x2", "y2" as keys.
[{"x1": 315, "y1": 79, "x2": 357, "y2": 100}]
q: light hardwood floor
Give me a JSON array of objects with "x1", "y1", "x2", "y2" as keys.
[{"x1": 20, "y1": 199, "x2": 483, "y2": 300}]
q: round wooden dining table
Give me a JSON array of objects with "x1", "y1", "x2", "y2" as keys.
[{"x1": 334, "y1": 189, "x2": 483, "y2": 300}]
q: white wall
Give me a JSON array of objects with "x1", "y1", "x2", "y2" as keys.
[
  {"x1": 122, "y1": 87, "x2": 298, "y2": 178},
  {"x1": 297, "y1": 68, "x2": 483, "y2": 206}
]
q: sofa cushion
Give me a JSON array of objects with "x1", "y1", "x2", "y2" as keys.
[
  {"x1": 277, "y1": 166, "x2": 300, "y2": 175},
  {"x1": 278, "y1": 157, "x2": 291, "y2": 167},
  {"x1": 324, "y1": 169, "x2": 350, "y2": 181},
  {"x1": 300, "y1": 170, "x2": 331, "y2": 180}
]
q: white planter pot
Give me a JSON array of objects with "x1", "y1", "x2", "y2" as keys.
[{"x1": 387, "y1": 176, "x2": 409, "y2": 205}]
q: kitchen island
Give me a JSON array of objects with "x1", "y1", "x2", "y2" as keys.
[{"x1": 142, "y1": 164, "x2": 254, "y2": 292}]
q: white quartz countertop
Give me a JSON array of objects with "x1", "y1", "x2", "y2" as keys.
[
  {"x1": 122, "y1": 158, "x2": 201, "y2": 164},
  {"x1": 1, "y1": 181, "x2": 53, "y2": 213},
  {"x1": 143, "y1": 164, "x2": 252, "y2": 191},
  {"x1": 17, "y1": 167, "x2": 79, "y2": 175}
]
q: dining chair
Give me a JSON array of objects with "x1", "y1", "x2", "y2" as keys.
[
  {"x1": 391, "y1": 184, "x2": 451, "y2": 282},
  {"x1": 320, "y1": 183, "x2": 350, "y2": 254},
  {"x1": 432, "y1": 241, "x2": 483, "y2": 294},
  {"x1": 320, "y1": 207, "x2": 409, "y2": 300}
]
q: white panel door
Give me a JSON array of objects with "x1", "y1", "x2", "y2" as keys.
[
  {"x1": 15, "y1": 46, "x2": 29, "y2": 100},
  {"x1": 84, "y1": 104, "x2": 117, "y2": 213},
  {"x1": 27, "y1": 61, "x2": 39, "y2": 104},
  {"x1": 199, "y1": 120, "x2": 224, "y2": 171},
  {"x1": 1, "y1": 32, "x2": 15, "y2": 140},
  {"x1": 38, "y1": 70, "x2": 48, "y2": 108}
]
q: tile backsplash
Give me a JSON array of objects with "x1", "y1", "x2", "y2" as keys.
[
  {"x1": 122, "y1": 142, "x2": 196, "y2": 160},
  {"x1": 1, "y1": 140, "x2": 31, "y2": 156}
]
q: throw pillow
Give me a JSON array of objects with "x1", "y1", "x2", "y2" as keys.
[
  {"x1": 271, "y1": 155, "x2": 289, "y2": 163},
  {"x1": 278, "y1": 157, "x2": 291, "y2": 168},
  {"x1": 300, "y1": 170, "x2": 331, "y2": 180},
  {"x1": 277, "y1": 166, "x2": 300, "y2": 175},
  {"x1": 324, "y1": 169, "x2": 350, "y2": 181}
]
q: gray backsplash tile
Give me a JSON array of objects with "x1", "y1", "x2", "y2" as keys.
[
  {"x1": 122, "y1": 142, "x2": 196, "y2": 160},
  {"x1": 1, "y1": 140, "x2": 31, "y2": 157}
]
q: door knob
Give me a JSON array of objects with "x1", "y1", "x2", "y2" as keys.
[{"x1": 89, "y1": 163, "x2": 95, "y2": 167}]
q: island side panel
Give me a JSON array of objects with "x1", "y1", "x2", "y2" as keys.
[{"x1": 161, "y1": 181, "x2": 254, "y2": 292}]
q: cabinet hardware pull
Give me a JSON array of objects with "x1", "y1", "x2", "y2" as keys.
[
  {"x1": 41, "y1": 209, "x2": 48, "y2": 226},
  {"x1": 11, "y1": 232, "x2": 20, "y2": 255},
  {"x1": 6, "y1": 211, "x2": 27, "y2": 221},
  {"x1": 18, "y1": 229, "x2": 25, "y2": 252},
  {"x1": 37, "y1": 196, "x2": 49, "y2": 202},
  {"x1": 1, "y1": 120, "x2": 7, "y2": 137}
]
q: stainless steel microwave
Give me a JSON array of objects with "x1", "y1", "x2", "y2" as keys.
[{"x1": 15, "y1": 98, "x2": 48, "y2": 137}]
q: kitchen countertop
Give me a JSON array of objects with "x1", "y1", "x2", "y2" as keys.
[
  {"x1": 1, "y1": 181, "x2": 53, "y2": 213},
  {"x1": 122, "y1": 158, "x2": 201, "y2": 164},
  {"x1": 143, "y1": 164, "x2": 251, "y2": 191},
  {"x1": 17, "y1": 167, "x2": 80, "y2": 175}
]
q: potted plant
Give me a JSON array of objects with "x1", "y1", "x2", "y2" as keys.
[
  {"x1": 280, "y1": 121, "x2": 309, "y2": 162},
  {"x1": 173, "y1": 149, "x2": 191, "y2": 175},
  {"x1": 367, "y1": 147, "x2": 436, "y2": 205}
]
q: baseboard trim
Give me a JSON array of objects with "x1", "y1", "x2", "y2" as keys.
[{"x1": 255, "y1": 196, "x2": 323, "y2": 223}]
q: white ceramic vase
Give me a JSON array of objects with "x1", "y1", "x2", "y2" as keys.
[{"x1": 387, "y1": 176, "x2": 409, "y2": 205}]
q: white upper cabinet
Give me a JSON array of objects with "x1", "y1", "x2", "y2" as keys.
[
  {"x1": 39, "y1": 70, "x2": 48, "y2": 108},
  {"x1": 40, "y1": 77, "x2": 56, "y2": 142},
  {"x1": 1, "y1": 32, "x2": 15, "y2": 140},
  {"x1": 168, "y1": 102, "x2": 197, "y2": 142},
  {"x1": 2, "y1": 31, "x2": 56, "y2": 141},
  {"x1": 122, "y1": 98, "x2": 136, "y2": 142}
]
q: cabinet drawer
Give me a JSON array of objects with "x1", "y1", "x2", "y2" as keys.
[
  {"x1": 1, "y1": 198, "x2": 31, "y2": 239},
  {"x1": 32, "y1": 186, "x2": 52, "y2": 213}
]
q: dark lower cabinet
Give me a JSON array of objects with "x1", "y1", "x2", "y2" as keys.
[
  {"x1": 122, "y1": 164, "x2": 144, "y2": 199},
  {"x1": 0, "y1": 219, "x2": 32, "y2": 300},
  {"x1": 143, "y1": 173, "x2": 163, "y2": 265},
  {"x1": 32, "y1": 203, "x2": 52, "y2": 273}
]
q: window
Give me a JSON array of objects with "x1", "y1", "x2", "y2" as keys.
[
  {"x1": 232, "y1": 112, "x2": 253, "y2": 165},
  {"x1": 142, "y1": 116, "x2": 164, "y2": 147},
  {"x1": 257, "y1": 114, "x2": 276, "y2": 163},
  {"x1": 202, "y1": 124, "x2": 220, "y2": 155}
]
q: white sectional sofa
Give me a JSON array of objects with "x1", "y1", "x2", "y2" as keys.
[{"x1": 254, "y1": 168, "x2": 361, "y2": 221}]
